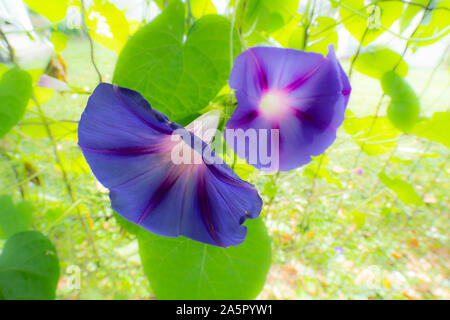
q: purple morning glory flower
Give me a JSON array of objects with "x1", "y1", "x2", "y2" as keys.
[
  {"x1": 333, "y1": 246, "x2": 345, "y2": 254},
  {"x1": 78, "y1": 83, "x2": 262, "y2": 247},
  {"x1": 225, "y1": 45, "x2": 351, "y2": 172}
]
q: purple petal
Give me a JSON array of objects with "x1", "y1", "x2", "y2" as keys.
[
  {"x1": 229, "y1": 47, "x2": 325, "y2": 97},
  {"x1": 78, "y1": 83, "x2": 262, "y2": 247},
  {"x1": 226, "y1": 45, "x2": 351, "y2": 172}
]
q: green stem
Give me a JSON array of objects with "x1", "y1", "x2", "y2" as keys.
[
  {"x1": 0, "y1": 149, "x2": 25, "y2": 200},
  {"x1": 81, "y1": 0, "x2": 103, "y2": 83},
  {"x1": 348, "y1": 28, "x2": 369, "y2": 79},
  {"x1": 376, "y1": 0, "x2": 432, "y2": 174},
  {"x1": 230, "y1": 0, "x2": 242, "y2": 72},
  {"x1": 1, "y1": 22, "x2": 100, "y2": 262},
  {"x1": 340, "y1": 1, "x2": 449, "y2": 43}
]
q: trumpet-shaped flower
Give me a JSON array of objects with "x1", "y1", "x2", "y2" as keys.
[
  {"x1": 78, "y1": 84, "x2": 262, "y2": 247},
  {"x1": 225, "y1": 45, "x2": 351, "y2": 172}
]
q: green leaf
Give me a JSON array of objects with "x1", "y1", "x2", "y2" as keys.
[
  {"x1": 114, "y1": 0, "x2": 241, "y2": 125},
  {"x1": 273, "y1": 15, "x2": 336, "y2": 54},
  {"x1": 353, "y1": 47, "x2": 408, "y2": 79},
  {"x1": 262, "y1": 178, "x2": 278, "y2": 198},
  {"x1": 303, "y1": 155, "x2": 342, "y2": 188},
  {"x1": 86, "y1": 0, "x2": 130, "y2": 53},
  {"x1": 399, "y1": 0, "x2": 429, "y2": 32},
  {"x1": 113, "y1": 212, "x2": 142, "y2": 235},
  {"x1": 233, "y1": 162, "x2": 255, "y2": 181},
  {"x1": 45, "y1": 208, "x2": 66, "y2": 225},
  {"x1": 19, "y1": 118, "x2": 77, "y2": 141},
  {"x1": 390, "y1": 156, "x2": 413, "y2": 165},
  {"x1": 0, "y1": 64, "x2": 7, "y2": 78},
  {"x1": 24, "y1": 0, "x2": 68, "y2": 23},
  {"x1": 0, "y1": 68, "x2": 32, "y2": 138},
  {"x1": 413, "y1": 0, "x2": 450, "y2": 47},
  {"x1": 339, "y1": 0, "x2": 404, "y2": 46},
  {"x1": 411, "y1": 112, "x2": 450, "y2": 147},
  {"x1": 189, "y1": 0, "x2": 217, "y2": 18},
  {"x1": 138, "y1": 218, "x2": 271, "y2": 299},
  {"x1": 0, "y1": 196, "x2": 33, "y2": 239},
  {"x1": 351, "y1": 210, "x2": 366, "y2": 229},
  {"x1": 272, "y1": 18, "x2": 305, "y2": 49},
  {"x1": 233, "y1": 0, "x2": 299, "y2": 36},
  {"x1": 0, "y1": 231, "x2": 60, "y2": 300},
  {"x1": 50, "y1": 31, "x2": 69, "y2": 53},
  {"x1": 382, "y1": 71, "x2": 420, "y2": 132},
  {"x1": 306, "y1": 17, "x2": 338, "y2": 55},
  {"x1": 379, "y1": 172, "x2": 423, "y2": 206},
  {"x1": 154, "y1": 0, "x2": 164, "y2": 10},
  {"x1": 343, "y1": 114, "x2": 401, "y2": 155}
]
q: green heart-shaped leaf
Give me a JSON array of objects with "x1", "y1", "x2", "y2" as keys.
[
  {"x1": 411, "y1": 112, "x2": 450, "y2": 148},
  {"x1": 0, "y1": 195, "x2": 33, "y2": 239},
  {"x1": 0, "y1": 231, "x2": 60, "y2": 300},
  {"x1": 343, "y1": 112, "x2": 401, "y2": 155},
  {"x1": 339, "y1": 0, "x2": 403, "y2": 46},
  {"x1": 138, "y1": 218, "x2": 271, "y2": 299},
  {"x1": 24, "y1": 0, "x2": 68, "y2": 23},
  {"x1": 382, "y1": 71, "x2": 420, "y2": 133},
  {"x1": 0, "y1": 68, "x2": 32, "y2": 138},
  {"x1": 379, "y1": 173, "x2": 423, "y2": 206},
  {"x1": 114, "y1": 0, "x2": 241, "y2": 125},
  {"x1": 353, "y1": 47, "x2": 408, "y2": 79}
]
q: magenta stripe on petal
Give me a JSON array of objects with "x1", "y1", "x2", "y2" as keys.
[
  {"x1": 136, "y1": 166, "x2": 182, "y2": 225},
  {"x1": 248, "y1": 48, "x2": 269, "y2": 92}
]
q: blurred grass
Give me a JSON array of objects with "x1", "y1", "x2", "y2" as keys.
[{"x1": 0, "y1": 37, "x2": 448, "y2": 299}]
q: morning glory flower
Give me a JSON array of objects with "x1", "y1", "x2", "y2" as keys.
[
  {"x1": 78, "y1": 83, "x2": 262, "y2": 247},
  {"x1": 333, "y1": 246, "x2": 345, "y2": 254},
  {"x1": 225, "y1": 45, "x2": 351, "y2": 172}
]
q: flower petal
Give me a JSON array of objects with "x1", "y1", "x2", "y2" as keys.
[
  {"x1": 78, "y1": 83, "x2": 262, "y2": 247},
  {"x1": 229, "y1": 47, "x2": 325, "y2": 96},
  {"x1": 185, "y1": 110, "x2": 221, "y2": 144},
  {"x1": 38, "y1": 74, "x2": 72, "y2": 91}
]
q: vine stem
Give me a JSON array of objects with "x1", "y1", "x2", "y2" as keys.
[
  {"x1": 301, "y1": 0, "x2": 316, "y2": 50},
  {"x1": 378, "y1": 50, "x2": 447, "y2": 179},
  {"x1": 304, "y1": 153, "x2": 325, "y2": 218},
  {"x1": 0, "y1": 149, "x2": 25, "y2": 199},
  {"x1": 307, "y1": 0, "x2": 447, "y2": 42},
  {"x1": 0, "y1": 24, "x2": 100, "y2": 262},
  {"x1": 350, "y1": 1, "x2": 448, "y2": 240},
  {"x1": 80, "y1": 0, "x2": 103, "y2": 84},
  {"x1": 385, "y1": 0, "x2": 450, "y2": 11},
  {"x1": 348, "y1": 27, "x2": 368, "y2": 79},
  {"x1": 370, "y1": 0, "x2": 432, "y2": 176},
  {"x1": 265, "y1": 172, "x2": 281, "y2": 216},
  {"x1": 376, "y1": 153, "x2": 449, "y2": 245},
  {"x1": 230, "y1": 0, "x2": 242, "y2": 72},
  {"x1": 33, "y1": 95, "x2": 100, "y2": 262},
  {"x1": 0, "y1": 27, "x2": 24, "y2": 199},
  {"x1": 337, "y1": 93, "x2": 385, "y2": 208},
  {"x1": 18, "y1": 119, "x2": 79, "y2": 126},
  {"x1": 404, "y1": 154, "x2": 449, "y2": 223},
  {"x1": 340, "y1": 1, "x2": 449, "y2": 43},
  {"x1": 0, "y1": 27, "x2": 17, "y2": 65},
  {"x1": 186, "y1": 0, "x2": 193, "y2": 20},
  {"x1": 419, "y1": 42, "x2": 450, "y2": 97},
  {"x1": 341, "y1": 1, "x2": 431, "y2": 209}
]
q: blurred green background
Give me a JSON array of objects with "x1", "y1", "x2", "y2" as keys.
[{"x1": 0, "y1": 0, "x2": 448, "y2": 300}]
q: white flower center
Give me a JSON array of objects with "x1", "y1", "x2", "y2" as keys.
[{"x1": 259, "y1": 92, "x2": 289, "y2": 117}]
